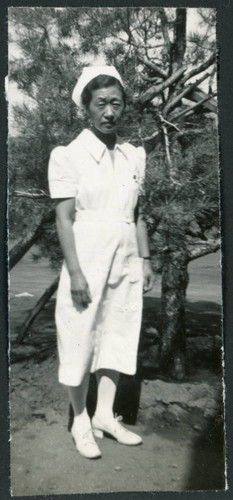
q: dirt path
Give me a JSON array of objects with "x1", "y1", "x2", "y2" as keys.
[
  {"x1": 10, "y1": 354, "x2": 225, "y2": 495},
  {"x1": 9, "y1": 250, "x2": 225, "y2": 495}
]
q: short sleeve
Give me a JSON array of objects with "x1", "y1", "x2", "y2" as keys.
[
  {"x1": 48, "y1": 146, "x2": 77, "y2": 199},
  {"x1": 136, "y1": 146, "x2": 146, "y2": 195}
]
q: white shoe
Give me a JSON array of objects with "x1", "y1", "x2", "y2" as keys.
[
  {"x1": 71, "y1": 423, "x2": 102, "y2": 459},
  {"x1": 92, "y1": 414, "x2": 142, "y2": 446}
]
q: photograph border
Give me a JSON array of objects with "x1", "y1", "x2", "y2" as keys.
[{"x1": 1, "y1": 0, "x2": 233, "y2": 499}]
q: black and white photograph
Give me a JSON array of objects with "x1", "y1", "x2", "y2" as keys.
[{"x1": 8, "y1": 6, "x2": 226, "y2": 496}]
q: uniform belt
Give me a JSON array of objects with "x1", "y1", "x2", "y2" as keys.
[{"x1": 75, "y1": 209, "x2": 134, "y2": 223}]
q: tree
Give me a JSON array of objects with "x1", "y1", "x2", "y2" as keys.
[
  {"x1": 9, "y1": 7, "x2": 219, "y2": 377},
  {"x1": 9, "y1": 7, "x2": 87, "y2": 268}
]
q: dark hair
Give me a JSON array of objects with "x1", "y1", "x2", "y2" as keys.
[{"x1": 81, "y1": 74, "x2": 126, "y2": 109}]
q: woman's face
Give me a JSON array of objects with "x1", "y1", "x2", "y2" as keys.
[{"x1": 87, "y1": 85, "x2": 124, "y2": 135}]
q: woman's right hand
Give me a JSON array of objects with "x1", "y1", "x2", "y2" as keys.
[{"x1": 70, "y1": 271, "x2": 92, "y2": 310}]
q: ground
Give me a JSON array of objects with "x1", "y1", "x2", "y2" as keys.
[{"x1": 9, "y1": 249, "x2": 226, "y2": 495}]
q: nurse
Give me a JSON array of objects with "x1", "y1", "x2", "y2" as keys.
[{"x1": 48, "y1": 66, "x2": 154, "y2": 459}]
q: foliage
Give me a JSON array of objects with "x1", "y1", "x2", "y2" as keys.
[
  {"x1": 143, "y1": 114, "x2": 219, "y2": 271},
  {"x1": 9, "y1": 7, "x2": 218, "y2": 265},
  {"x1": 9, "y1": 8, "x2": 86, "y2": 262},
  {"x1": 9, "y1": 6, "x2": 219, "y2": 377}
]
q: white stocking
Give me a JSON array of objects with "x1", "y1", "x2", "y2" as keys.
[
  {"x1": 95, "y1": 369, "x2": 119, "y2": 419},
  {"x1": 67, "y1": 373, "x2": 90, "y2": 426}
]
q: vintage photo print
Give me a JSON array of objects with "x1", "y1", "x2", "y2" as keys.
[{"x1": 8, "y1": 5, "x2": 226, "y2": 496}]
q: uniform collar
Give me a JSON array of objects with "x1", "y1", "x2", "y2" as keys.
[{"x1": 79, "y1": 129, "x2": 129, "y2": 162}]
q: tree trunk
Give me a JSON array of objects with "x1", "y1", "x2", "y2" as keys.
[
  {"x1": 172, "y1": 8, "x2": 187, "y2": 70},
  {"x1": 160, "y1": 223, "x2": 189, "y2": 380},
  {"x1": 158, "y1": 8, "x2": 189, "y2": 380}
]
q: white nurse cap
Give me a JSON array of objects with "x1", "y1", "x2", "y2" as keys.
[{"x1": 72, "y1": 65, "x2": 124, "y2": 108}]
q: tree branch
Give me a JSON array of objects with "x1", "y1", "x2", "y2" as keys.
[
  {"x1": 159, "y1": 114, "x2": 181, "y2": 132},
  {"x1": 118, "y1": 36, "x2": 166, "y2": 52},
  {"x1": 10, "y1": 227, "x2": 43, "y2": 269},
  {"x1": 140, "y1": 74, "x2": 163, "y2": 83},
  {"x1": 138, "y1": 55, "x2": 168, "y2": 79},
  {"x1": 188, "y1": 239, "x2": 220, "y2": 262},
  {"x1": 186, "y1": 88, "x2": 217, "y2": 113},
  {"x1": 130, "y1": 13, "x2": 153, "y2": 34},
  {"x1": 182, "y1": 52, "x2": 215, "y2": 84},
  {"x1": 158, "y1": 8, "x2": 171, "y2": 52},
  {"x1": 14, "y1": 190, "x2": 49, "y2": 198},
  {"x1": 17, "y1": 276, "x2": 59, "y2": 343},
  {"x1": 143, "y1": 130, "x2": 160, "y2": 142},
  {"x1": 10, "y1": 210, "x2": 55, "y2": 269},
  {"x1": 140, "y1": 67, "x2": 185, "y2": 105},
  {"x1": 164, "y1": 71, "x2": 211, "y2": 116},
  {"x1": 172, "y1": 92, "x2": 217, "y2": 121},
  {"x1": 162, "y1": 124, "x2": 172, "y2": 169}
]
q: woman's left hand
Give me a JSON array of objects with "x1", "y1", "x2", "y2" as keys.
[{"x1": 143, "y1": 259, "x2": 155, "y2": 293}]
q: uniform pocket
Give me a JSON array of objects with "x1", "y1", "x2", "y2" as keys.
[
  {"x1": 107, "y1": 252, "x2": 127, "y2": 286},
  {"x1": 128, "y1": 256, "x2": 143, "y2": 283}
]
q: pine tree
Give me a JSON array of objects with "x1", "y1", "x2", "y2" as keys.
[{"x1": 9, "y1": 7, "x2": 219, "y2": 377}]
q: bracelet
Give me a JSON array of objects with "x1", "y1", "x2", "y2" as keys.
[{"x1": 143, "y1": 256, "x2": 151, "y2": 260}]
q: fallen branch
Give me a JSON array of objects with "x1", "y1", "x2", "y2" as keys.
[
  {"x1": 17, "y1": 276, "x2": 59, "y2": 344},
  {"x1": 186, "y1": 88, "x2": 217, "y2": 113},
  {"x1": 143, "y1": 93, "x2": 216, "y2": 143},
  {"x1": 172, "y1": 92, "x2": 217, "y2": 121},
  {"x1": 10, "y1": 210, "x2": 55, "y2": 269},
  {"x1": 10, "y1": 226, "x2": 45, "y2": 269},
  {"x1": 164, "y1": 71, "x2": 211, "y2": 116}
]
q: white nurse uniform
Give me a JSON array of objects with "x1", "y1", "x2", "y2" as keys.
[{"x1": 48, "y1": 128, "x2": 146, "y2": 386}]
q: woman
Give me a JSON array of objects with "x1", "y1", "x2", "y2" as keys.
[{"x1": 48, "y1": 66, "x2": 154, "y2": 459}]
